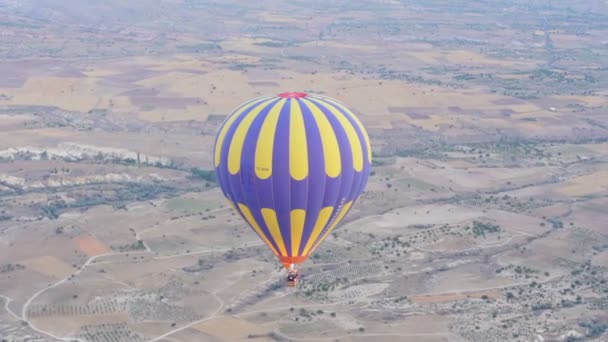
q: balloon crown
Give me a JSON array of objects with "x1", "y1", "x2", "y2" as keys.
[{"x1": 277, "y1": 92, "x2": 308, "y2": 98}]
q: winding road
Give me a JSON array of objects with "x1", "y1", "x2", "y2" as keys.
[
  {"x1": 0, "y1": 294, "x2": 21, "y2": 321},
  {"x1": 20, "y1": 250, "x2": 153, "y2": 342},
  {"x1": 10, "y1": 230, "x2": 262, "y2": 342}
]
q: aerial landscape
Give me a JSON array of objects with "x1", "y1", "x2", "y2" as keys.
[{"x1": 1, "y1": 0, "x2": 608, "y2": 341}]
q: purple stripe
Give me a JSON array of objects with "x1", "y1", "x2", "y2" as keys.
[
  {"x1": 306, "y1": 97, "x2": 355, "y2": 249},
  {"x1": 358, "y1": 164, "x2": 371, "y2": 196},
  {"x1": 215, "y1": 98, "x2": 268, "y2": 203},
  {"x1": 214, "y1": 99, "x2": 261, "y2": 245},
  {"x1": 309, "y1": 97, "x2": 355, "y2": 206},
  {"x1": 324, "y1": 99, "x2": 371, "y2": 201},
  {"x1": 229, "y1": 98, "x2": 283, "y2": 254},
  {"x1": 288, "y1": 99, "x2": 310, "y2": 256},
  {"x1": 297, "y1": 98, "x2": 327, "y2": 255},
  {"x1": 250, "y1": 101, "x2": 282, "y2": 253},
  {"x1": 270, "y1": 100, "x2": 292, "y2": 256},
  {"x1": 290, "y1": 180, "x2": 310, "y2": 209},
  {"x1": 318, "y1": 104, "x2": 343, "y2": 207},
  {"x1": 223, "y1": 99, "x2": 277, "y2": 204}
]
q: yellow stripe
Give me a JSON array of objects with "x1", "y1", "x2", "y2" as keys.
[
  {"x1": 214, "y1": 97, "x2": 269, "y2": 167},
  {"x1": 289, "y1": 100, "x2": 309, "y2": 180},
  {"x1": 227, "y1": 98, "x2": 277, "y2": 175},
  {"x1": 261, "y1": 208, "x2": 288, "y2": 256},
  {"x1": 290, "y1": 209, "x2": 306, "y2": 256},
  {"x1": 237, "y1": 203, "x2": 279, "y2": 256},
  {"x1": 321, "y1": 101, "x2": 363, "y2": 172},
  {"x1": 319, "y1": 96, "x2": 372, "y2": 164},
  {"x1": 309, "y1": 201, "x2": 353, "y2": 254},
  {"x1": 301, "y1": 206, "x2": 334, "y2": 256},
  {"x1": 255, "y1": 99, "x2": 286, "y2": 179},
  {"x1": 301, "y1": 98, "x2": 341, "y2": 178}
]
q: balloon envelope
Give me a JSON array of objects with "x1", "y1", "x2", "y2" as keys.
[{"x1": 213, "y1": 92, "x2": 372, "y2": 269}]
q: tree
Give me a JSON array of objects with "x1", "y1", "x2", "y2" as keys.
[{"x1": 191, "y1": 168, "x2": 216, "y2": 183}]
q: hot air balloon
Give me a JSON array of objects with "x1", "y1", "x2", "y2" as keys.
[{"x1": 213, "y1": 92, "x2": 372, "y2": 285}]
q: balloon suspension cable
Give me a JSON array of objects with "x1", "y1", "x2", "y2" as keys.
[{"x1": 289, "y1": 263, "x2": 294, "y2": 271}]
